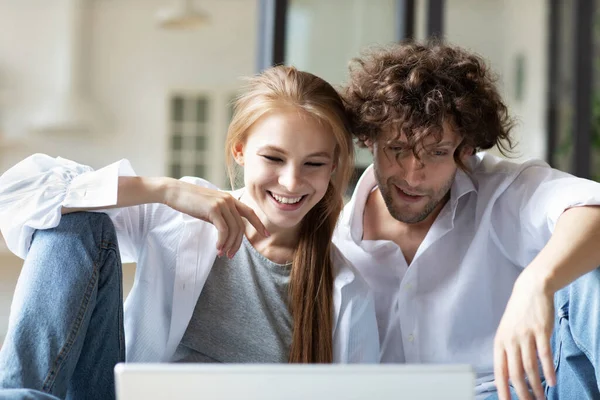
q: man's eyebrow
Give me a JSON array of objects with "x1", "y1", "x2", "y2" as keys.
[
  {"x1": 386, "y1": 140, "x2": 455, "y2": 147},
  {"x1": 385, "y1": 140, "x2": 409, "y2": 146},
  {"x1": 425, "y1": 141, "x2": 455, "y2": 148}
]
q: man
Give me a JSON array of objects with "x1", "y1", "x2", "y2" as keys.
[{"x1": 334, "y1": 41, "x2": 600, "y2": 400}]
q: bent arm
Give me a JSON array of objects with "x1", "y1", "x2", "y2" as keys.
[
  {"x1": 62, "y1": 176, "x2": 172, "y2": 214},
  {"x1": 528, "y1": 205, "x2": 600, "y2": 294},
  {"x1": 0, "y1": 153, "x2": 265, "y2": 261}
]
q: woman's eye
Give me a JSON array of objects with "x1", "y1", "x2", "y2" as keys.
[
  {"x1": 306, "y1": 162, "x2": 326, "y2": 167},
  {"x1": 262, "y1": 155, "x2": 282, "y2": 162}
]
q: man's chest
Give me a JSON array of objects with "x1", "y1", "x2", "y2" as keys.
[{"x1": 340, "y1": 229, "x2": 523, "y2": 363}]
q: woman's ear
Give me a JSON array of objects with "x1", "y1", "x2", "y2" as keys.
[{"x1": 232, "y1": 142, "x2": 245, "y2": 166}]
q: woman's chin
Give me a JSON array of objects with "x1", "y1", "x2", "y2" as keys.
[{"x1": 262, "y1": 212, "x2": 306, "y2": 231}]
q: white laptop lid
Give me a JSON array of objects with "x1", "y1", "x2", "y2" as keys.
[{"x1": 115, "y1": 363, "x2": 474, "y2": 400}]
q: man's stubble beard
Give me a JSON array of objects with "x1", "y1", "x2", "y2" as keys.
[{"x1": 373, "y1": 164, "x2": 455, "y2": 224}]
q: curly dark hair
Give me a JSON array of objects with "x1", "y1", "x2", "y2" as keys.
[{"x1": 342, "y1": 40, "x2": 515, "y2": 169}]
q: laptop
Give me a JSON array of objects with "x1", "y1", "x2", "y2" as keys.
[{"x1": 114, "y1": 363, "x2": 475, "y2": 400}]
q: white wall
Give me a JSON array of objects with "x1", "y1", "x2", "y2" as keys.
[
  {"x1": 0, "y1": 0, "x2": 258, "y2": 342},
  {"x1": 499, "y1": 0, "x2": 548, "y2": 161},
  {"x1": 0, "y1": 0, "x2": 258, "y2": 175},
  {"x1": 286, "y1": 0, "x2": 397, "y2": 85}
]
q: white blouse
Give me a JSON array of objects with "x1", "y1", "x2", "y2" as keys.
[{"x1": 0, "y1": 153, "x2": 380, "y2": 363}]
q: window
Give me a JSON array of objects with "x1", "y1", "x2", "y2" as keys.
[{"x1": 168, "y1": 95, "x2": 210, "y2": 179}]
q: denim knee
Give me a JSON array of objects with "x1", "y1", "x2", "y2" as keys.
[{"x1": 31, "y1": 212, "x2": 118, "y2": 253}]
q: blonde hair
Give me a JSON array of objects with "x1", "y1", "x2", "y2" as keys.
[{"x1": 225, "y1": 66, "x2": 354, "y2": 363}]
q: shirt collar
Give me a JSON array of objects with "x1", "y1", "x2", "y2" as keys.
[
  {"x1": 450, "y1": 158, "x2": 478, "y2": 207},
  {"x1": 347, "y1": 160, "x2": 478, "y2": 245}
]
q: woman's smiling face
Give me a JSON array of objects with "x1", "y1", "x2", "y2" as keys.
[{"x1": 233, "y1": 108, "x2": 336, "y2": 230}]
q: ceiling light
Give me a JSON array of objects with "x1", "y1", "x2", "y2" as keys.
[{"x1": 156, "y1": 0, "x2": 209, "y2": 30}]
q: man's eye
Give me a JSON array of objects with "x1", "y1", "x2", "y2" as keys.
[
  {"x1": 431, "y1": 150, "x2": 448, "y2": 156},
  {"x1": 389, "y1": 146, "x2": 406, "y2": 152}
]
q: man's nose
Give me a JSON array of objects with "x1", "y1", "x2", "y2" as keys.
[{"x1": 400, "y1": 154, "x2": 425, "y2": 186}]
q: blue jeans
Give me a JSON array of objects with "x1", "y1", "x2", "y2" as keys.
[
  {"x1": 0, "y1": 213, "x2": 125, "y2": 400},
  {"x1": 485, "y1": 267, "x2": 600, "y2": 399}
]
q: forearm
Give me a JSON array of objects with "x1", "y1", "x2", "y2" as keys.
[
  {"x1": 62, "y1": 176, "x2": 174, "y2": 214},
  {"x1": 527, "y1": 205, "x2": 600, "y2": 294}
]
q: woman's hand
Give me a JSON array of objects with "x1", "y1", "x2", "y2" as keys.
[
  {"x1": 164, "y1": 179, "x2": 269, "y2": 258},
  {"x1": 493, "y1": 268, "x2": 556, "y2": 400}
]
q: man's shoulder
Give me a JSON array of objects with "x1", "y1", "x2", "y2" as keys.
[
  {"x1": 471, "y1": 152, "x2": 548, "y2": 175},
  {"x1": 468, "y1": 152, "x2": 550, "y2": 189}
]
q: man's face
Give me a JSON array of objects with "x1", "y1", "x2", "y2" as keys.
[{"x1": 370, "y1": 125, "x2": 468, "y2": 224}]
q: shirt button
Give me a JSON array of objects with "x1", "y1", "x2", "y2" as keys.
[
  {"x1": 408, "y1": 334, "x2": 415, "y2": 342},
  {"x1": 405, "y1": 283, "x2": 413, "y2": 290}
]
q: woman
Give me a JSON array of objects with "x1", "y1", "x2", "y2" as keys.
[{"x1": 0, "y1": 66, "x2": 379, "y2": 400}]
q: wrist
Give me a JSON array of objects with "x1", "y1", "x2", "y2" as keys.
[
  {"x1": 156, "y1": 177, "x2": 178, "y2": 206},
  {"x1": 523, "y1": 260, "x2": 562, "y2": 296}
]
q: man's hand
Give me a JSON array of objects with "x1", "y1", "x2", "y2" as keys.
[{"x1": 494, "y1": 268, "x2": 556, "y2": 400}]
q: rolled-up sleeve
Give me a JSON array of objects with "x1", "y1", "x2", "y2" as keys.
[
  {"x1": 0, "y1": 153, "x2": 137, "y2": 259},
  {"x1": 492, "y1": 162, "x2": 600, "y2": 264},
  {"x1": 517, "y1": 165, "x2": 600, "y2": 235}
]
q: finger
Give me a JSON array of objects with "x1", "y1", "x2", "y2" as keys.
[
  {"x1": 494, "y1": 342, "x2": 511, "y2": 400},
  {"x1": 209, "y1": 212, "x2": 229, "y2": 256},
  {"x1": 507, "y1": 343, "x2": 532, "y2": 400},
  {"x1": 235, "y1": 201, "x2": 269, "y2": 237},
  {"x1": 219, "y1": 204, "x2": 241, "y2": 258},
  {"x1": 228, "y1": 205, "x2": 246, "y2": 258},
  {"x1": 536, "y1": 333, "x2": 556, "y2": 387},
  {"x1": 522, "y1": 337, "x2": 544, "y2": 400}
]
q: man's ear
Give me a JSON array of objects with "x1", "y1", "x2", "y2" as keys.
[
  {"x1": 232, "y1": 142, "x2": 245, "y2": 166},
  {"x1": 459, "y1": 144, "x2": 475, "y2": 163},
  {"x1": 364, "y1": 138, "x2": 374, "y2": 152}
]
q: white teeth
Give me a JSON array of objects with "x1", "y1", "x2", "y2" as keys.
[
  {"x1": 271, "y1": 193, "x2": 302, "y2": 204},
  {"x1": 400, "y1": 188, "x2": 419, "y2": 197}
]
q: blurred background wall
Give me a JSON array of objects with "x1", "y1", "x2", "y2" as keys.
[{"x1": 0, "y1": 0, "x2": 597, "y2": 345}]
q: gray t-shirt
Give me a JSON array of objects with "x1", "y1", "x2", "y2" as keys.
[{"x1": 172, "y1": 235, "x2": 293, "y2": 363}]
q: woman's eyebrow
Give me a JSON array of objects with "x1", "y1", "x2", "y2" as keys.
[{"x1": 258, "y1": 146, "x2": 332, "y2": 159}]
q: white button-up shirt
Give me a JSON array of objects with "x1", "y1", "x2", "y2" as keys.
[
  {"x1": 0, "y1": 154, "x2": 380, "y2": 364},
  {"x1": 333, "y1": 152, "x2": 600, "y2": 398}
]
